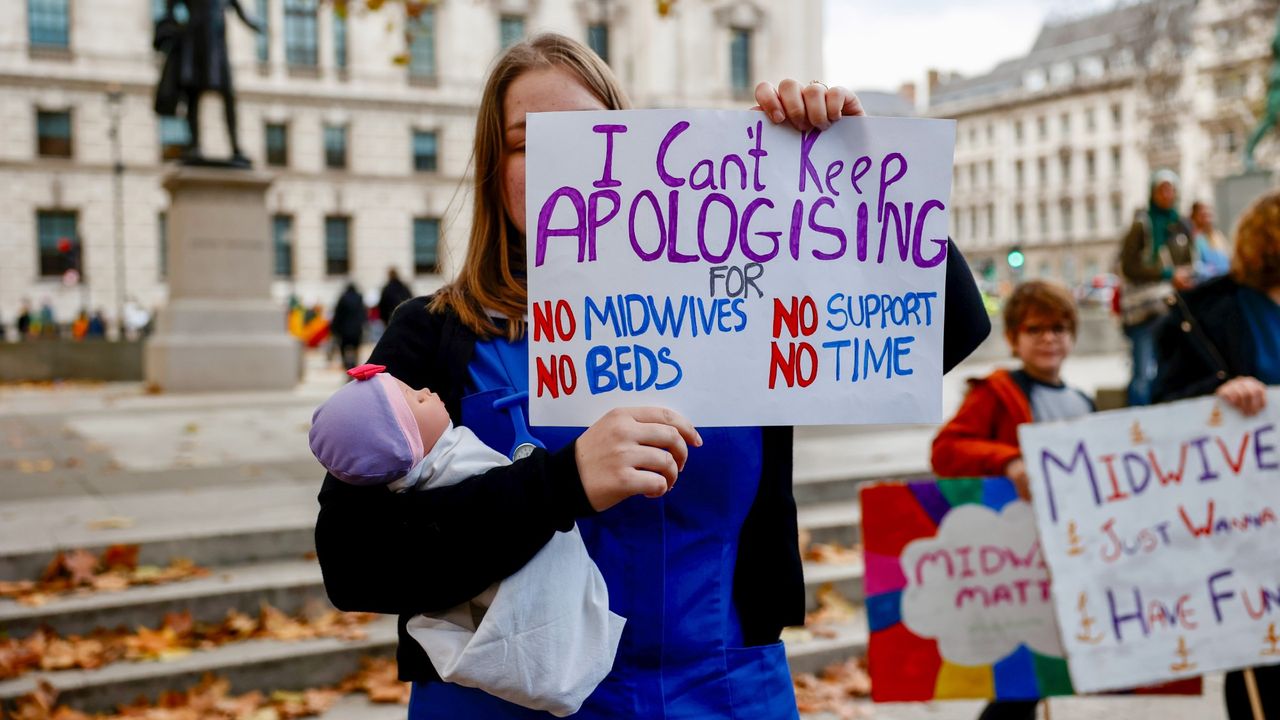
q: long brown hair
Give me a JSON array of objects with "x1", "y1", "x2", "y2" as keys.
[{"x1": 431, "y1": 33, "x2": 630, "y2": 340}]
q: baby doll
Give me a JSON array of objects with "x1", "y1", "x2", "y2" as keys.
[{"x1": 309, "y1": 364, "x2": 623, "y2": 717}]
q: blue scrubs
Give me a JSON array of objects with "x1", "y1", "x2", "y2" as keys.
[{"x1": 408, "y1": 335, "x2": 798, "y2": 719}]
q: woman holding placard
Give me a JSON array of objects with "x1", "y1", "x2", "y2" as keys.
[
  {"x1": 1154, "y1": 189, "x2": 1279, "y2": 719},
  {"x1": 315, "y1": 33, "x2": 988, "y2": 718}
]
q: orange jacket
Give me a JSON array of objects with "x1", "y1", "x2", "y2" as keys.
[{"x1": 931, "y1": 368, "x2": 1032, "y2": 478}]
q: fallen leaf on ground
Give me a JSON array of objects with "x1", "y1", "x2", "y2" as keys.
[
  {"x1": 86, "y1": 516, "x2": 134, "y2": 530},
  {"x1": 101, "y1": 545, "x2": 140, "y2": 571},
  {"x1": 793, "y1": 657, "x2": 873, "y2": 719}
]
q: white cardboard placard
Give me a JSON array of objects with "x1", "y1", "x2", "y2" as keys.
[
  {"x1": 525, "y1": 110, "x2": 954, "y2": 426},
  {"x1": 1020, "y1": 390, "x2": 1280, "y2": 692}
]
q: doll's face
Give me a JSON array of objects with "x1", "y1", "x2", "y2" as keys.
[{"x1": 398, "y1": 380, "x2": 451, "y2": 453}]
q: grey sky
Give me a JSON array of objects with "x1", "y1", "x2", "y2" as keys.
[{"x1": 823, "y1": 0, "x2": 1118, "y2": 93}]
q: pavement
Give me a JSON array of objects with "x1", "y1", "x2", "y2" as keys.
[{"x1": 0, "y1": 347, "x2": 1239, "y2": 719}]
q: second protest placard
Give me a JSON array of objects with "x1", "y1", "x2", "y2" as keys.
[
  {"x1": 525, "y1": 110, "x2": 954, "y2": 426},
  {"x1": 1020, "y1": 390, "x2": 1280, "y2": 693}
]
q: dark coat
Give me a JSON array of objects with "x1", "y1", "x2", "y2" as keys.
[
  {"x1": 331, "y1": 288, "x2": 366, "y2": 344},
  {"x1": 377, "y1": 277, "x2": 413, "y2": 325},
  {"x1": 154, "y1": 0, "x2": 245, "y2": 114},
  {"x1": 1153, "y1": 275, "x2": 1259, "y2": 402}
]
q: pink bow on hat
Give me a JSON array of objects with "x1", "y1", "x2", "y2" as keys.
[{"x1": 347, "y1": 363, "x2": 387, "y2": 381}]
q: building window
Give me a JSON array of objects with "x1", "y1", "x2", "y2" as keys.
[
  {"x1": 1085, "y1": 197, "x2": 1097, "y2": 232},
  {"x1": 1036, "y1": 157, "x2": 1047, "y2": 186},
  {"x1": 333, "y1": 8, "x2": 347, "y2": 70},
  {"x1": 730, "y1": 28, "x2": 752, "y2": 96},
  {"x1": 1111, "y1": 103, "x2": 1122, "y2": 129},
  {"x1": 1111, "y1": 196, "x2": 1124, "y2": 230},
  {"x1": 273, "y1": 214, "x2": 293, "y2": 277},
  {"x1": 1037, "y1": 202, "x2": 1048, "y2": 236},
  {"x1": 587, "y1": 22, "x2": 609, "y2": 64},
  {"x1": 500, "y1": 14, "x2": 525, "y2": 50},
  {"x1": 408, "y1": 8, "x2": 436, "y2": 79},
  {"x1": 1110, "y1": 146, "x2": 1122, "y2": 176},
  {"x1": 1060, "y1": 199, "x2": 1073, "y2": 236},
  {"x1": 158, "y1": 212, "x2": 167, "y2": 279},
  {"x1": 1014, "y1": 120, "x2": 1024, "y2": 143},
  {"x1": 29, "y1": 0, "x2": 69, "y2": 49},
  {"x1": 265, "y1": 122, "x2": 288, "y2": 166},
  {"x1": 1015, "y1": 204, "x2": 1025, "y2": 235},
  {"x1": 986, "y1": 160, "x2": 994, "y2": 187},
  {"x1": 36, "y1": 109, "x2": 72, "y2": 158},
  {"x1": 1059, "y1": 112, "x2": 1070, "y2": 136},
  {"x1": 324, "y1": 125, "x2": 347, "y2": 169},
  {"x1": 256, "y1": 0, "x2": 270, "y2": 62},
  {"x1": 968, "y1": 164, "x2": 977, "y2": 187},
  {"x1": 325, "y1": 216, "x2": 350, "y2": 275},
  {"x1": 986, "y1": 204, "x2": 995, "y2": 240},
  {"x1": 414, "y1": 217, "x2": 440, "y2": 275},
  {"x1": 1036, "y1": 116, "x2": 1046, "y2": 140},
  {"x1": 37, "y1": 210, "x2": 79, "y2": 278},
  {"x1": 1059, "y1": 152, "x2": 1071, "y2": 184},
  {"x1": 1015, "y1": 160, "x2": 1024, "y2": 188},
  {"x1": 159, "y1": 116, "x2": 190, "y2": 160},
  {"x1": 284, "y1": 0, "x2": 318, "y2": 67},
  {"x1": 1085, "y1": 107, "x2": 1096, "y2": 133},
  {"x1": 413, "y1": 129, "x2": 438, "y2": 172}
]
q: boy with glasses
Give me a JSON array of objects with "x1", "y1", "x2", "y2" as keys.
[{"x1": 930, "y1": 279, "x2": 1092, "y2": 719}]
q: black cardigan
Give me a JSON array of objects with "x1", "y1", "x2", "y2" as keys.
[
  {"x1": 1153, "y1": 275, "x2": 1260, "y2": 403},
  {"x1": 314, "y1": 239, "x2": 990, "y2": 683}
]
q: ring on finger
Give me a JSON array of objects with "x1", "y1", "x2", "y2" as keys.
[{"x1": 809, "y1": 80, "x2": 829, "y2": 91}]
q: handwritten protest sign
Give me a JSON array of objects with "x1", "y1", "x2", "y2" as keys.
[
  {"x1": 525, "y1": 110, "x2": 954, "y2": 426},
  {"x1": 1020, "y1": 390, "x2": 1280, "y2": 693},
  {"x1": 860, "y1": 478, "x2": 1072, "y2": 701}
]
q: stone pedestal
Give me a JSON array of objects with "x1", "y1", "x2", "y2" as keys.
[
  {"x1": 146, "y1": 167, "x2": 300, "y2": 392},
  {"x1": 1215, "y1": 169, "x2": 1276, "y2": 236}
]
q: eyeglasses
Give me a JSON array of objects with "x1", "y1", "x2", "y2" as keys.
[{"x1": 1020, "y1": 324, "x2": 1072, "y2": 338}]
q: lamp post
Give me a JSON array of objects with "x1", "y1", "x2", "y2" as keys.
[{"x1": 107, "y1": 85, "x2": 126, "y2": 339}]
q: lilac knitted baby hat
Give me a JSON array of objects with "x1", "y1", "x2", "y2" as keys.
[{"x1": 309, "y1": 367, "x2": 426, "y2": 485}]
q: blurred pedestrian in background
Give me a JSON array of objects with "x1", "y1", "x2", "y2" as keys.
[
  {"x1": 331, "y1": 282, "x2": 366, "y2": 370},
  {"x1": 1189, "y1": 200, "x2": 1231, "y2": 281},
  {"x1": 377, "y1": 268, "x2": 413, "y2": 327},
  {"x1": 1118, "y1": 169, "x2": 1195, "y2": 406},
  {"x1": 15, "y1": 300, "x2": 31, "y2": 340},
  {"x1": 71, "y1": 309, "x2": 90, "y2": 340},
  {"x1": 1153, "y1": 189, "x2": 1279, "y2": 718},
  {"x1": 87, "y1": 309, "x2": 107, "y2": 339}
]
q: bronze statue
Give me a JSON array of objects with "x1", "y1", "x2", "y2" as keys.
[
  {"x1": 1244, "y1": 11, "x2": 1280, "y2": 171},
  {"x1": 154, "y1": 0, "x2": 263, "y2": 166}
]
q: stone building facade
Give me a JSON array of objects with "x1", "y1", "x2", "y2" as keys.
[
  {"x1": 927, "y1": 0, "x2": 1280, "y2": 288},
  {"x1": 1, "y1": 0, "x2": 820, "y2": 329}
]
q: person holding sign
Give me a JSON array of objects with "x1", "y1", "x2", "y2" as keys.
[
  {"x1": 931, "y1": 280, "x2": 1093, "y2": 720},
  {"x1": 315, "y1": 33, "x2": 988, "y2": 719},
  {"x1": 1154, "y1": 189, "x2": 1279, "y2": 719}
]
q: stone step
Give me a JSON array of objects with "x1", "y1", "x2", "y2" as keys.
[
  {"x1": 0, "y1": 559, "x2": 328, "y2": 638},
  {"x1": 317, "y1": 694, "x2": 410, "y2": 719},
  {"x1": 802, "y1": 558, "x2": 865, "y2": 612},
  {"x1": 792, "y1": 428, "x2": 933, "y2": 507},
  {"x1": 0, "y1": 616, "x2": 398, "y2": 713},
  {"x1": 784, "y1": 612, "x2": 868, "y2": 676},
  {"x1": 0, "y1": 481, "x2": 318, "y2": 581},
  {"x1": 796, "y1": 500, "x2": 861, "y2": 548}
]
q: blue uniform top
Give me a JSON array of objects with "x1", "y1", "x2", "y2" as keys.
[{"x1": 408, "y1": 334, "x2": 798, "y2": 719}]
